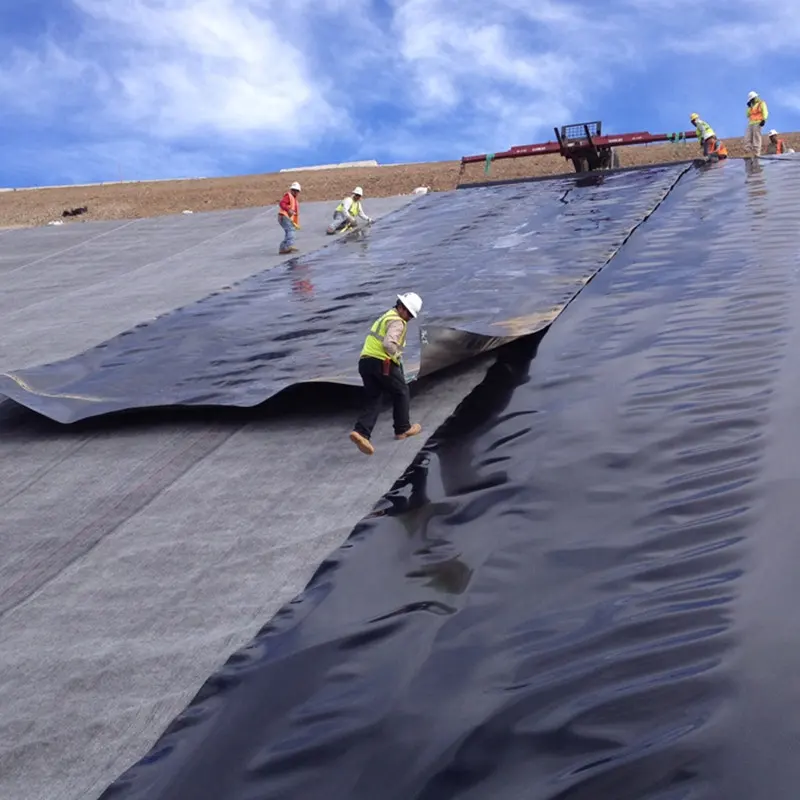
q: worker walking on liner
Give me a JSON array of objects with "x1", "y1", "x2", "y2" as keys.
[
  {"x1": 327, "y1": 186, "x2": 372, "y2": 235},
  {"x1": 350, "y1": 292, "x2": 423, "y2": 456},
  {"x1": 765, "y1": 130, "x2": 793, "y2": 155},
  {"x1": 744, "y1": 91, "x2": 769, "y2": 157},
  {"x1": 278, "y1": 181, "x2": 301, "y2": 254}
]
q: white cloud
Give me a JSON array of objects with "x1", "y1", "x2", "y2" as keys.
[
  {"x1": 370, "y1": 0, "x2": 644, "y2": 159},
  {"x1": 89, "y1": 0, "x2": 351, "y2": 140},
  {"x1": 645, "y1": 0, "x2": 800, "y2": 59},
  {"x1": 0, "y1": 0, "x2": 799, "y2": 185},
  {"x1": 775, "y1": 86, "x2": 800, "y2": 114},
  {"x1": 0, "y1": 1, "x2": 346, "y2": 151}
]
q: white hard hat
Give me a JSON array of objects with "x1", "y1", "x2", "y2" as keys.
[
  {"x1": 397, "y1": 292, "x2": 422, "y2": 318},
  {"x1": 290, "y1": 181, "x2": 301, "y2": 191},
  {"x1": 768, "y1": 129, "x2": 778, "y2": 136},
  {"x1": 747, "y1": 91, "x2": 758, "y2": 101},
  {"x1": 353, "y1": 186, "x2": 363, "y2": 196}
]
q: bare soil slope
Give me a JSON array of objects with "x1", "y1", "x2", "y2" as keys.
[{"x1": 1, "y1": 133, "x2": 797, "y2": 229}]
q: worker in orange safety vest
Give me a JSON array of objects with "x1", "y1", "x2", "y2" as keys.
[
  {"x1": 765, "y1": 130, "x2": 793, "y2": 155},
  {"x1": 744, "y1": 91, "x2": 769, "y2": 157},
  {"x1": 278, "y1": 181, "x2": 301, "y2": 255}
]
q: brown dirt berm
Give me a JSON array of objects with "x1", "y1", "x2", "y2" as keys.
[{"x1": 1, "y1": 133, "x2": 797, "y2": 229}]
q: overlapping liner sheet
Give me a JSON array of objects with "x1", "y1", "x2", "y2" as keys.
[
  {"x1": 0, "y1": 165, "x2": 689, "y2": 424},
  {"x1": 101, "y1": 157, "x2": 800, "y2": 799}
]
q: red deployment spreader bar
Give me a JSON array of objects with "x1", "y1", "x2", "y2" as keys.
[{"x1": 461, "y1": 130, "x2": 698, "y2": 164}]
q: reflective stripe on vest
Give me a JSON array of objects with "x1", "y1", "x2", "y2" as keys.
[
  {"x1": 336, "y1": 197, "x2": 361, "y2": 217},
  {"x1": 360, "y1": 309, "x2": 406, "y2": 364},
  {"x1": 696, "y1": 120, "x2": 715, "y2": 140},
  {"x1": 747, "y1": 100, "x2": 765, "y2": 124}
]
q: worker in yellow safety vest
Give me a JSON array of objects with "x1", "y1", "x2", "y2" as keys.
[
  {"x1": 327, "y1": 186, "x2": 373, "y2": 234},
  {"x1": 689, "y1": 113, "x2": 724, "y2": 159},
  {"x1": 349, "y1": 292, "x2": 423, "y2": 456},
  {"x1": 744, "y1": 91, "x2": 769, "y2": 157}
]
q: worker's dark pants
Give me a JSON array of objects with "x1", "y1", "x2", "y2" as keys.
[{"x1": 354, "y1": 356, "x2": 410, "y2": 439}]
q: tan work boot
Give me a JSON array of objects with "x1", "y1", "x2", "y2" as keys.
[
  {"x1": 350, "y1": 431, "x2": 375, "y2": 456},
  {"x1": 395, "y1": 423, "x2": 422, "y2": 441}
]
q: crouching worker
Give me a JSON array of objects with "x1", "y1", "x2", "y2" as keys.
[
  {"x1": 709, "y1": 137, "x2": 728, "y2": 160},
  {"x1": 349, "y1": 292, "x2": 423, "y2": 456},
  {"x1": 327, "y1": 186, "x2": 372, "y2": 234},
  {"x1": 766, "y1": 130, "x2": 793, "y2": 154}
]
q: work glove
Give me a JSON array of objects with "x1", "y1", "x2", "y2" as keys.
[
  {"x1": 366, "y1": 216, "x2": 373, "y2": 224},
  {"x1": 760, "y1": 121, "x2": 765, "y2": 127}
]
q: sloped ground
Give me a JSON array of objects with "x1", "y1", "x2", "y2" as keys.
[
  {"x1": 99, "y1": 151, "x2": 800, "y2": 800},
  {"x1": 0, "y1": 197, "x2": 492, "y2": 800},
  {"x1": 1, "y1": 133, "x2": 797, "y2": 229}
]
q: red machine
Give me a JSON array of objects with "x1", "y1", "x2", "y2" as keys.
[{"x1": 461, "y1": 121, "x2": 698, "y2": 175}]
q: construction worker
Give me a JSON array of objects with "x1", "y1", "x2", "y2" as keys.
[
  {"x1": 278, "y1": 181, "x2": 301, "y2": 254},
  {"x1": 765, "y1": 130, "x2": 793, "y2": 154},
  {"x1": 690, "y1": 113, "x2": 717, "y2": 157},
  {"x1": 707, "y1": 136, "x2": 728, "y2": 160},
  {"x1": 327, "y1": 186, "x2": 372, "y2": 234},
  {"x1": 349, "y1": 292, "x2": 423, "y2": 456},
  {"x1": 744, "y1": 91, "x2": 768, "y2": 157}
]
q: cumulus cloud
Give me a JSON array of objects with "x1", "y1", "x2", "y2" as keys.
[
  {"x1": 0, "y1": 0, "x2": 798, "y2": 185},
  {"x1": 0, "y1": 0, "x2": 349, "y2": 181},
  {"x1": 22, "y1": 1, "x2": 343, "y2": 138}
]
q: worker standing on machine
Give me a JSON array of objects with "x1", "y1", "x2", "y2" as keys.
[
  {"x1": 349, "y1": 292, "x2": 423, "y2": 456},
  {"x1": 278, "y1": 181, "x2": 301, "y2": 255},
  {"x1": 327, "y1": 186, "x2": 372, "y2": 234},
  {"x1": 744, "y1": 91, "x2": 769, "y2": 157}
]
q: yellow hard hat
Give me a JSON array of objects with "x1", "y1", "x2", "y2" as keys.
[{"x1": 690, "y1": 113, "x2": 699, "y2": 121}]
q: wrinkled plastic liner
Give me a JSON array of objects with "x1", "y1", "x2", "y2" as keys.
[
  {"x1": 101, "y1": 158, "x2": 800, "y2": 799},
  {"x1": 0, "y1": 165, "x2": 689, "y2": 423}
]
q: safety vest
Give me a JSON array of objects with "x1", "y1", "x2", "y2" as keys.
[
  {"x1": 279, "y1": 192, "x2": 299, "y2": 226},
  {"x1": 360, "y1": 309, "x2": 406, "y2": 364},
  {"x1": 695, "y1": 120, "x2": 715, "y2": 141},
  {"x1": 715, "y1": 139, "x2": 728, "y2": 158},
  {"x1": 336, "y1": 197, "x2": 361, "y2": 218},
  {"x1": 747, "y1": 100, "x2": 767, "y2": 124},
  {"x1": 766, "y1": 138, "x2": 786, "y2": 155}
]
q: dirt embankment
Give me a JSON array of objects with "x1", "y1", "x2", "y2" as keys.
[{"x1": 1, "y1": 133, "x2": 797, "y2": 229}]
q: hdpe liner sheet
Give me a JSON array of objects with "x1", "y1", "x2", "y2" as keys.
[
  {"x1": 102, "y1": 157, "x2": 800, "y2": 799},
  {"x1": 0, "y1": 165, "x2": 689, "y2": 424}
]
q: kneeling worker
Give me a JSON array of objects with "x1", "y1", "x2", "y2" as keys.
[
  {"x1": 766, "y1": 130, "x2": 793, "y2": 154},
  {"x1": 349, "y1": 292, "x2": 423, "y2": 456},
  {"x1": 327, "y1": 186, "x2": 372, "y2": 234}
]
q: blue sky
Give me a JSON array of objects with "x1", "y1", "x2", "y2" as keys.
[{"x1": 1, "y1": 0, "x2": 799, "y2": 188}]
